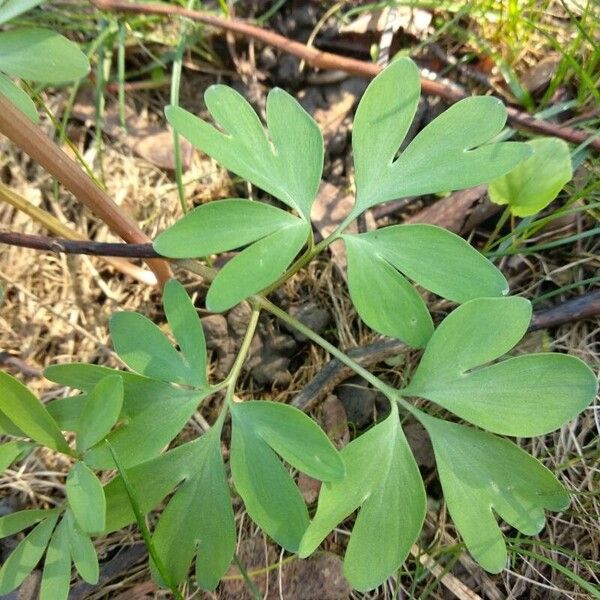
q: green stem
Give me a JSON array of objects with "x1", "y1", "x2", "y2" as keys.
[
  {"x1": 232, "y1": 553, "x2": 263, "y2": 600},
  {"x1": 255, "y1": 296, "x2": 423, "y2": 417},
  {"x1": 224, "y1": 304, "x2": 261, "y2": 401},
  {"x1": 256, "y1": 296, "x2": 391, "y2": 395},
  {"x1": 106, "y1": 441, "x2": 184, "y2": 600}
]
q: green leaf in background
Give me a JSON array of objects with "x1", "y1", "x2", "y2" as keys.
[
  {"x1": 76, "y1": 374, "x2": 123, "y2": 453},
  {"x1": 45, "y1": 364, "x2": 207, "y2": 468},
  {"x1": 40, "y1": 517, "x2": 71, "y2": 600},
  {"x1": 351, "y1": 58, "x2": 531, "y2": 215},
  {"x1": 165, "y1": 86, "x2": 323, "y2": 220},
  {"x1": 489, "y1": 137, "x2": 573, "y2": 217},
  {"x1": 0, "y1": 371, "x2": 69, "y2": 453},
  {"x1": 0, "y1": 28, "x2": 89, "y2": 82},
  {"x1": 299, "y1": 404, "x2": 425, "y2": 592},
  {"x1": 162, "y1": 279, "x2": 207, "y2": 387},
  {"x1": 152, "y1": 428, "x2": 235, "y2": 590},
  {"x1": 104, "y1": 439, "x2": 200, "y2": 532},
  {"x1": 403, "y1": 297, "x2": 598, "y2": 436},
  {"x1": 154, "y1": 199, "x2": 302, "y2": 258},
  {"x1": 0, "y1": 0, "x2": 45, "y2": 25},
  {"x1": 65, "y1": 511, "x2": 99, "y2": 585},
  {"x1": 0, "y1": 439, "x2": 34, "y2": 471},
  {"x1": 232, "y1": 401, "x2": 344, "y2": 481},
  {"x1": 347, "y1": 224, "x2": 508, "y2": 303},
  {"x1": 0, "y1": 512, "x2": 59, "y2": 595},
  {"x1": 344, "y1": 234, "x2": 433, "y2": 347},
  {"x1": 419, "y1": 414, "x2": 570, "y2": 573},
  {"x1": 0, "y1": 509, "x2": 55, "y2": 538},
  {"x1": 230, "y1": 403, "x2": 310, "y2": 551},
  {"x1": 66, "y1": 461, "x2": 106, "y2": 534},
  {"x1": 206, "y1": 219, "x2": 309, "y2": 312},
  {"x1": 0, "y1": 73, "x2": 38, "y2": 122}
]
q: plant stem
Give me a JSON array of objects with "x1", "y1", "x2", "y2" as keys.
[
  {"x1": 232, "y1": 553, "x2": 263, "y2": 600},
  {"x1": 224, "y1": 304, "x2": 261, "y2": 401},
  {"x1": 256, "y1": 296, "x2": 392, "y2": 396},
  {"x1": 106, "y1": 441, "x2": 184, "y2": 600},
  {"x1": 256, "y1": 296, "x2": 424, "y2": 417}
]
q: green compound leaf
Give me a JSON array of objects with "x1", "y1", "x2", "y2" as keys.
[
  {"x1": 40, "y1": 517, "x2": 71, "y2": 600},
  {"x1": 344, "y1": 233, "x2": 433, "y2": 348},
  {"x1": 0, "y1": 512, "x2": 59, "y2": 595},
  {"x1": 0, "y1": 73, "x2": 38, "y2": 122},
  {"x1": 403, "y1": 297, "x2": 598, "y2": 436},
  {"x1": 65, "y1": 511, "x2": 99, "y2": 585},
  {"x1": 0, "y1": 370, "x2": 69, "y2": 453},
  {"x1": 489, "y1": 137, "x2": 573, "y2": 217},
  {"x1": 231, "y1": 400, "x2": 348, "y2": 551},
  {"x1": 232, "y1": 401, "x2": 344, "y2": 481},
  {"x1": 419, "y1": 414, "x2": 570, "y2": 573},
  {"x1": 154, "y1": 199, "x2": 302, "y2": 258},
  {"x1": 299, "y1": 404, "x2": 425, "y2": 592},
  {"x1": 165, "y1": 86, "x2": 323, "y2": 220},
  {"x1": 162, "y1": 279, "x2": 207, "y2": 386},
  {"x1": 109, "y1": 279, "x2": 207, "y2": 387},
  {"x1": 45, "y1": 364, "x2": 206, "y2": 469},
  {"x1": 66, "y1": 461, "x2": 106, "y2": 534},
  {"x1": 352, "y1": 58, "x2": 531, "y2": 215},
  {"x1": 0, "y1": 28, "x2": 89, "y2": 82},
  {"x1": 76, "y1": 374, "x2": 123, "y2": 453},
  {"x1": 0, "y1": 439, "x2": 34, "y2": 471},
  {"x1": 0, "y1": 509, "x2": 56, "y2": 538},
  {"x1": 346, "y1": 224, "x2": 508, "y2": 303},
  {"x1": 103, "y1": 439, "x2": 201, "y2": 532},
  {"x1": 206, "y1": 219, "x2": 309, "y2": 312},
  {"x1": 152, "y1": 428, "x2": 235, "y2": 590}
]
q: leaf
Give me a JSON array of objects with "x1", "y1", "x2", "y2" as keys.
[
  {"x1": 206, "y1": 220, "x2": 309, "y2": 312},
  {"x1": 0, "y1": 509, "x2": 55, "y2": 538},
  {"x1": 66, "y1": 462, "x2": 106, "y2": 534},
  {"x1": 110, "y1": 312, "x2": 199, "y2": 387},
  {"x1": 419, "y1": 414, "x2": 570, "y2": 573},
  {"x1": 0, "y1": 28, "x2": 89, "y2": 82},
  {"x1": 0, "y1": 370, "x2": 69, "y2": 452},
  {"x1": 0, "y1": 0, "x2": 44, "y2": 24},
  {"x1": 0, "y1": 439, "x2": 34, "y2": 471},
  {"x1": 231, "y1": 401, "x2": 344, "y2": 481},
  {"x1": 162, "y1": 279, "x2": 207, "y2": 387},
  {"x1": 351, "y1": 58, "x2": 531, "y2": 215},
  {"x1": 0, "y1": 512, "x2": 59, "y2": 595},
  {"x1": 0, "y1": 73, "x2": 38, "y2": 122},
  {"x1": 152, "y1": 428, "x2": 235, "y2": 590},
  {"x1": 165, "y1": 86, "x2": 323, "y2": 220},
  {"x1": 65, "y1": 511, "x2": 99, "y2": 585},
  {"x1": 40, "y1": 517, "x2": 71, "y2": 600},
  {"x1": 299, "y1": 404, "x2": 426, "y2": 592},
  {"x1": 154, "y1": 199, "x2": 301, "y2": 258},
  {"x1": 344, "y1": 234, "x2": 433, "y2": 347},
  {"x1": 345, "y1": 224, "x2": 508, "y2": 303},
  {"x1": 489, "y1": 137, "x2": 573, "y2": 217},
  {"x1": 403, "y1": 297, "x2": 598, "y2": 436},
  {"x1": 45, "y1": 364, "x2": 206, "y2": 468},
  {"x1": 230, "y1": 403, "x2": 311, "y2": 551},
  {"x1": 103, "y1": 439, "x2": 200, "y2": 532},
  {"x1": 83, "y1": 389, "x2": 203, "y2": 470},
  {"x1": 76, "y1": 374, "x2": 123, "y2": 453}
]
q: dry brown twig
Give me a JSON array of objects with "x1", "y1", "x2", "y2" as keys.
[
  {"x1": 90, "y1": 0, "x2": 600, "y2": 150},
  {"x1": 0, "y1": 94, "x2": 172, "y2": 286}
]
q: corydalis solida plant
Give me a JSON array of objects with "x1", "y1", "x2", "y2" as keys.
[{"x1": 0, "y1": 58, "x2": 597, "y2": 596}]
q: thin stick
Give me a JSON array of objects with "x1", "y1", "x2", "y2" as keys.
[
  {"x1": 0, "y1": 93, "x2": 172, "y2": 285},
  {"x1": 90, "y1": 0, "x2": 600, "y2": 150}
]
